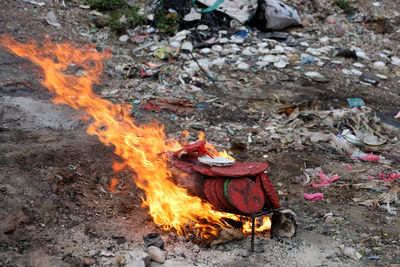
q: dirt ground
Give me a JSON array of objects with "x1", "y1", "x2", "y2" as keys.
[{"x1": 1, "y1": 0, "x2": 400, "y2": 266}]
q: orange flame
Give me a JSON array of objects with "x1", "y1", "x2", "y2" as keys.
[
  {"x1": 198, "y1": 131, "x2": 235, "y2": 160},
  {"x1": 0, "y1": 35, "x2": 270, "y2": 239},
  {"x1": 242, "y1": 216, "x2": 272, "y2": 234}
]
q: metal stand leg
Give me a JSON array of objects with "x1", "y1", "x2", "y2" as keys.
[{"x1": 250, "y1": 217, "x2": 255, "y2": 253}]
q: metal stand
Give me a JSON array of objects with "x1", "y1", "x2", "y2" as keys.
[{"x1": 235, "y1": 208, "x2": 282, "y2": 253}]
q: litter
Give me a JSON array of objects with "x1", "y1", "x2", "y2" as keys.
[
  {"x1": 257, "y1": 0, "x2": 301, "y2": 30},
  {"x1": 23, "y1": 0, "x2": 45, "y2": 6},
  {"x1": 347, "y1": 98, "x2": 365, "y2": 107},
  {"x1": 304, "y1": 193, "x2": 324, "y2": 201},
  {"x1": 46, "y1": 11, "x2": 62, "y2": 28}
]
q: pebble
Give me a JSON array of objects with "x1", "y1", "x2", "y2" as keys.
[{"x1": 148, "y1": 246, "x2": 166, "y2": 264}]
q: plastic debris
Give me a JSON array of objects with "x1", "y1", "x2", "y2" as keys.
[
  {"x1": 23, "y1": 0, "x2": 45, "y2": 6},
  {"x1": 46, "y1": 11, "x2": 61, "y2": 28},
  {"x1": 304, "y1": 193, "x2": 324, "y2": 201},
  {"x1": 360, "y1": 73, "x2": 380, "y2": 85},
  {"x1": 258, "y1": 0, "x2": 301, "y2": 30},
  {"x1": 347, "y1": 98, "x2": 365, "y2": 107}
]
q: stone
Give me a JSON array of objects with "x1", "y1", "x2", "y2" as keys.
[
  {"x1": 148, "y1": 246, "x2": 166, "y2": 264},
  {"x1": 115, "y1": 250, "x2": 150, "y2": 267},
  {"x1": 143, "y1": 233, "x2": 164, "y2": 249}
]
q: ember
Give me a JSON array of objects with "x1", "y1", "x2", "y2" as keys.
[{"x1": 0, "y1": 35, "x2": 279, "y2": 242}]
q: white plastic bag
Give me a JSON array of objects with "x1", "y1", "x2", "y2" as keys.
[
  {"x1": 197, "y1": 0, "x2": 258, "y2": 24},
  {"x1": 262, "y1": 0, "x2": 301, "y2": 30}
]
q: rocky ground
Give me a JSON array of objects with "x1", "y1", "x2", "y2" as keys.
[{"x1": 1, "y1": 0, "x2": 400, "y2": 266}]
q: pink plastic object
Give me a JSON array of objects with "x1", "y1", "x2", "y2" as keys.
[
  {"x1": 359, "y1": 153, "x2": 380, "y2": 162},
  {"x1": 304, "y1": 193, "x2": 324, "y2": 201}
]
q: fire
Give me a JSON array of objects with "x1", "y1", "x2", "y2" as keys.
[
  {"x1": 242, "y1": 217, "x2": 272, "y2": 234},
  {"x1": 0, "y1": 35, "x2": 270, "y2": 239},
  {"x1": 198, "y1": 131, "x2": 235, "y2": 160}
]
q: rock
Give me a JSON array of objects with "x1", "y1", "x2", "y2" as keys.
[
  {"x1": 147, "y1": 246, "x2": 166, "y2": 264},
  {"x1": 173, "y1": 247, "x2": 185, "y2": 258},
  {"x1": 115, "y1": 250, "x2": 150, "y2": 267},
  {"x1": 81, "y1": 257, "x2": 96, "y2": 265},
  {"x1": 143, "y1": 233, "x2": 164, "y2": 249},
  {"x1": 119, "y1": 35, "x2": 129, "y2": 42}
]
